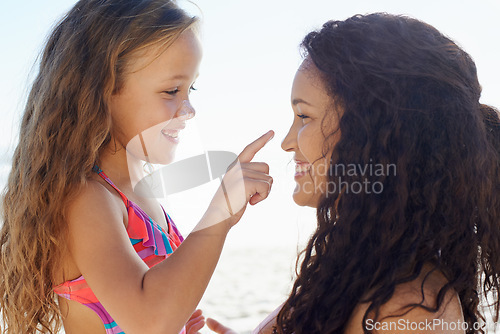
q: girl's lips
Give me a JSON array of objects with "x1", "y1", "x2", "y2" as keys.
[
  {"x1": 161, "y1": 129, "x2": 180, "y2": 143},
  {"x1": 295, "y1": 160, "x2": 311, "y2": 179},
  {"x1": 161, "y1": 122, "x2": 185, "y2": 143}
]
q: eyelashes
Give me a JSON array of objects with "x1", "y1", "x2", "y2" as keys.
[
  {"x1": 296, "y1": 114, "x2": 309, "y2": 119},
  {"x1": 164, "y1": 85, "x2": 197, "y2": 96},
  {"x1": 164, "y1": 89, "x2": 179, "y2": 95}
]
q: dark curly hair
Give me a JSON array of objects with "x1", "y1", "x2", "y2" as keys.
[{"x1": 276, "y1": 13, "x2": 500, "y2": 333}]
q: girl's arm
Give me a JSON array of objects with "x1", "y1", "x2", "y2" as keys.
[{"x1": 67, "y1": 131, "x2": 274, "y2": 334}]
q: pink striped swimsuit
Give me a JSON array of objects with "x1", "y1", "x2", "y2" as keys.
[{"x1": 53, "y1": 166, "x2": 185, "y2": 333}]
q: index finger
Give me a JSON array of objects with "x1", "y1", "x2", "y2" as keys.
[
  {"x1": 206, "y1": 318, "x2": 236, "y2": 334},
  {"x1": 238, "y1": 130, "x2": 275, "y2": 163}
]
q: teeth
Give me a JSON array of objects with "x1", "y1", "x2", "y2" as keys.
[
  {"x1": 295, "y1": 163, "x2": 311, "y2": 173},
  {"x1": 162, "y1": 129, "x2": 179, "y2": 138}
]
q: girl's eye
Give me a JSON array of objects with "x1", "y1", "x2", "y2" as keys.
[
  {"x1": 164, "y1": 88, "x2": 179, "y2": 96},
  {"x1": 297, "y1": 114, "x2": 309, "y2": 120},
  {"x1": 164, "y1": 85, "x2": 197, "y2": 96}
]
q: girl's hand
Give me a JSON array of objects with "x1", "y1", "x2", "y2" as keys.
[
  {"x1": 206, "y1": 318, "x2": 238, "y2": 334},
  {"x1": 200, "y1": 130, "x2": 274, "y2": 230},
  {"x1": 186, "y1": 309, "x2": 205, "y2": 334}
]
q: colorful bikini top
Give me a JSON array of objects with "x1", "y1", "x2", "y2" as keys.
[{"x1": 53, "y1": 166, "x2": 185, "y2": 334}]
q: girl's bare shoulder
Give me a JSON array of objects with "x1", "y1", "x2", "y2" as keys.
[
  {"x1": 55, "y1": 176, "x2": 127, "y2": 285},
  {"x1": 66, "y1": 175, "x2": 125, "y2": 223},
  {"x1": 345, "y1": 264, "x2": 464, "y2": 334}
]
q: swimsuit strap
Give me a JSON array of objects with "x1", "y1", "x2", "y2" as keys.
[{"x1": 92, "y1": 165, "x2": 129, "y2": 206}]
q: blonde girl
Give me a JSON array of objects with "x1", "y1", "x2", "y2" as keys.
[{"x1": 0, "y1": 0, "x2": 274, "y2": 333}]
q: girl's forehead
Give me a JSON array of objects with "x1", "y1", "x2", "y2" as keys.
[
  {"x1": 293, "y1": 64, "x2": 328, "y2": 98},
  {"x1": 124, "y1": 29, "x2": 202, "y2": 74}
]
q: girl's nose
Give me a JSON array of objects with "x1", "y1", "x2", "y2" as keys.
[
  {"x1": 281, "y1": 125, "x2": 297, "y2": 153},
  {"x1": 176, "y1": 100, "x2": 195, "y2": 121}
]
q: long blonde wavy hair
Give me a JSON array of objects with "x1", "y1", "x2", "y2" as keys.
[{"x1": 0, "y1": 0, "x2": 198, "y2": 332}]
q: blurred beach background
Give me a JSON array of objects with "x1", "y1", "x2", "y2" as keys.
[{"x1": 1, "y1": 0, "x2": 499, "y2": 332}]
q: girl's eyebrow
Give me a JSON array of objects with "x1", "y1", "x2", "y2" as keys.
[
  {"x1": 162, "y1": 73, "x2": 199, "y2": 82},
  {"x1": 162, "y1": 74, "x2": 189, "y2": 82},
  {"x1": 292, "y1": 98, "x2": 313, "y2": 107}
]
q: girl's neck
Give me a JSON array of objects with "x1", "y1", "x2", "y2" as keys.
[{"x1": 97, "y1": 139, "x2": 145, "y2": 192}]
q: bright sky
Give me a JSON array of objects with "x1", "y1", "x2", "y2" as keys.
[{"x1": 1, "y1": 0, "x2": 499, "y2": 248}]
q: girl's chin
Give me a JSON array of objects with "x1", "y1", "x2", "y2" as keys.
[
  {"x1": 133, "y1": 153, "x2": 175, "y2": 167},
  {"x1": 148, "y1": 155, "x2": 175, "y2": 165},
  {"x1": 292, "y1": 189, "x2": 319, "y2": 208}
]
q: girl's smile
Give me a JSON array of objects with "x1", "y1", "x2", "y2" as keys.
[{"x1": 294, "y1": 160, "x2": 312, "y2": 180}]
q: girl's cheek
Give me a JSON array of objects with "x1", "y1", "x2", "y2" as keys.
[{"x1": 297, "y1": 127, "x2": 312, "y2": 158}]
